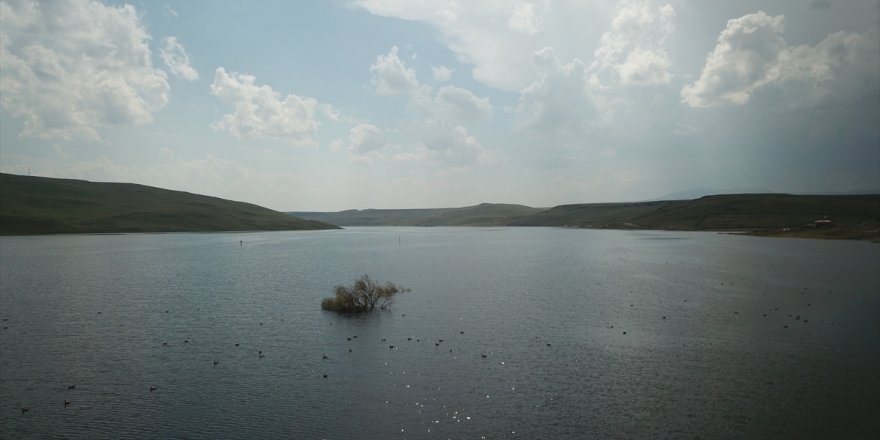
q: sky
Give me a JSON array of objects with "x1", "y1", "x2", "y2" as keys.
[{"x1": 1, "y1": 0, "x2": 878, "y2": 211}]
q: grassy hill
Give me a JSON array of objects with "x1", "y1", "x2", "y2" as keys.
[
  {"x1": 292, "y1": 203, "x2": 543, "y2": 226},
  {"x1": 294, "y1": 194, "x2": 879, "y2": 240},
  {"x1": 504, "y1": 194, "x2": 880, "y2": 239},
  {"x1": 0, "y1": 173, "x2": 339, "y2": 235}
]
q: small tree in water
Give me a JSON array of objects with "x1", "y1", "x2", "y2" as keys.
[{"x1": 321, "y1": 275, "x2": 405, "y2": 313}]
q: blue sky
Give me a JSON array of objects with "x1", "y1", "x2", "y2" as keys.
[{"x1": 1, "y1": 0, "x2": 878, "y2": 210}]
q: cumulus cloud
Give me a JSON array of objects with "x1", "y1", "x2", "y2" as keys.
[
  {"x1": 515, "y1": 47, "x2": 601, "y2": 139},
  {"x1": 591, "y1": 0, "x2": 675, "y2": 86},
  {"x1": 369, "y1": 46, "x2": 419, "y2": 95},
  {"x1": 508, "y1": 3, "x2": 543, "y2": 35},
  {"x1": 431, "y1": 65, "x2": 453, "y2": 82},
  {"x1": 410, "y1": 86, "x2": 491, "y2": 166},
  {"x1": 416, "y1": 122, "x2": 486, "y2": 167},
  {"x1": 365, "y1": 46, "x2": 492, "y2": 167},
  {"x1": 160, "y1": 36, "x2": 199, "y2": 81},
  {"x1": 347, "y1": 122, "x2": 386, "y2": 157},
  {"x1": 0, "y1": 0, "x2": 170, "y2": 140},
  {"x1": 210, "y1": 67, "x2": 319, "y2": 145},
  {"x1": 354, "y1": 0, "x2": 557, "y2": 91},
  {"x1": 433, "y1": 85, "x2": 493, "y2": 124},
  {"x1": 682, "y1": 11, "x2": 874, "y2": 107}
]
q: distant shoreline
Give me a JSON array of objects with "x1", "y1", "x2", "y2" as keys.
[{"x1": 293, "y1": 194, "x2": 880, "y2": 241}]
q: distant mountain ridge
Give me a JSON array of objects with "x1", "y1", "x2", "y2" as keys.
[
  {"x1": 292, "y1": 203, "x2": 543, "y2": 226},
  {"x1": 294, "y1": 194, "x2": 880, "y2": 240},
  {"x1": 0, "y1": 173, "x2": 339, "y2": 235}
]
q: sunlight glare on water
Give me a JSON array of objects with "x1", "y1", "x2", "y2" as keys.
[{"x1": 1, "y1": 227, "x2": 878, "y2": 439}]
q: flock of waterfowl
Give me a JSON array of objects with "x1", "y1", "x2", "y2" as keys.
[{"x1": 6, "y1": 283, "x2": 827, "y2": 418}]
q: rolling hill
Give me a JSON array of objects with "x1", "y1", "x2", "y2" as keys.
[
  {"x1": 292, "y1": 203, "x2": 544, "y2": 226},
  {"x1": 0, "y1": 173, "x2": 339, "y2": 235},
  {"x1": 503, "y1": 194, "x2": 880, "y2": 239},
  {"x1": 295, "y1": 194, "x2": 880, "y2": 239}
]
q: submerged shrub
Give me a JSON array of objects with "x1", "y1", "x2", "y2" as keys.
[{"x1": 321, "y1": 275, "x2": 406, "y2": 313}]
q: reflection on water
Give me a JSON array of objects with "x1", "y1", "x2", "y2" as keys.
[{"x1": 1, "y1": 228, "x2": 878, "y2": 439}]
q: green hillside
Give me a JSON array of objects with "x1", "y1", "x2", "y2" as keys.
[
  {"x1": 504, "y1": 194, "x2": 880, "y2": 239},
  {"x1": 0, "y1": 173, "x2": 339, "y2": 235},
  {"x1": 292, "y1": 203, "x2": 543, "y2": 226},
  {"x1": 293, "y1": 194, "x2": 879, "y2": 240}
]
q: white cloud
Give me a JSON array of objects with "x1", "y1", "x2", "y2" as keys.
[
  {"x1": 0, "y1": 0, "x2": 170, "y2": 140},
  {"x1": 408, "y1": 84, "x2": 492, "y2": 166},
  {"x1": 210, "y1": 67, "x2": 319, "y2": 145},
  {"x1": 160, "y1": 36, "x2": 198, "y2": 81},
  {"x1": 591, "y1": 0, "x2": 675, "y2": 86},
  {"x1": 366, "y1": 46, "x2": 493, "y2": 168},
  {"x1": 681, "y1": 12, "x2": 786, "y2": 107},
  {"x1": 682, "y1": 11, "x2": 874, "y2": 107},
  {"x1": 515, "y1": 47, "x2": 601, "y2": 139},
  {"x1": 369, "y1": 46, "x2": 419, "y2": 95},
  {"x1": 433, "y1": 85, "x2": 493, "y2": 124},
  {"x1": 431, "y1": 65, "x2": 453, "y2": 82},
  {"x1": 354, "y1": 0, "x2": 556, "y2": 91},
  {"x1": 416, "y1": 122, "x2": 486, "y2": 168},
  {"x1": 347, "y1": 122, "x2": 386, "y2": 157},
  {"x1": 508, "y1": 3, "x2": 543, "y2": 35}
]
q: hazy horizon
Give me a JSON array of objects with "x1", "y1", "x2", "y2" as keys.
[{"x1": 1, "y1": 0, "x2": 878, "y2": 211}]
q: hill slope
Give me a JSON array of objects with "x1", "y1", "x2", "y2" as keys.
[
  {"x1": 0, "y1": 173, "x2": 339, "y2": 235},
  {"x1": 504, "y1": 194, "x2": 880, "y2": 239},
  {"x1": 294, "y1": 194, "x2": 879, "y2": 239},
  {"x1": 292, "y1": 203, "x2": 543, "y2": 226}
]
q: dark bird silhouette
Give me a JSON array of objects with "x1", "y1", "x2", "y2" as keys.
[
  {"x1": 64, "y1": 400, "x2": 71, "y2": 406},
  {"x1": 21, "y1": 407, "x2": 29, "y2": 414},
  {"x1": 149, "y1": 386, "x2": 157, "y2": 391},
  {"x1": 235, "y1": 343, "x2": 240, "y2": 347},
  {"x1": 213, "y1": 360, "x2": 219, "y2": 365},
  {"x1": 322, "y1": 354, "x2": 329, "y2": 359},
  {"x1": 481, "y1": 353, "x2": 487, "y2": 358},
  {"x1": 68, "y1": 385, "x2": 76, "y2": 390}
]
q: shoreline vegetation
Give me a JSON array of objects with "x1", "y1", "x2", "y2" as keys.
[
  {"x1": 2, "y1": 173, "x2": 877, "y2": 240},
  {"x1": 0, "y1": 173, "x2": 339, "y2": 235}
]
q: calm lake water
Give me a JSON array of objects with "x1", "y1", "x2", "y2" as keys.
[{"x1": 1, "y1": 227, "x2": 878, "y2": 439}]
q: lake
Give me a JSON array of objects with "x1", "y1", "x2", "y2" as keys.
[{"x1": 1, "y1": 227, "x2": 878, "y2": 439}]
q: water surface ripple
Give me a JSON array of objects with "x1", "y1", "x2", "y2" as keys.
[{"x1": 1, "y1": 228, "x2": 878, "y2": 439}]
